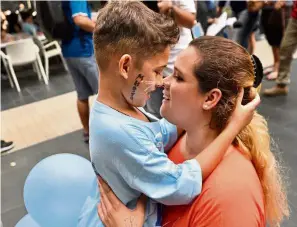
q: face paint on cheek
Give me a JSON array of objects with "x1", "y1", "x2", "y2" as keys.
[{"x1": 130, "y1": 74, "x2": 144, "y2": 101}]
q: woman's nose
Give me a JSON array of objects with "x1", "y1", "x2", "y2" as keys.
[
  {"x1": 156, "y1": 74, "x2": 164, "y2": 87},
  {"x1": 163, "y1": 76, "x2": 171, "y2": 88}
]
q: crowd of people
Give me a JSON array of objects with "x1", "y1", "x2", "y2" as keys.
[{"x1": 2, "y1": 1, "x2": 297, "y2": 226}]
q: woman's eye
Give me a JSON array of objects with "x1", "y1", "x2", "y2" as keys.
[{"x1": 174, "y1": 74, "x2": 183, "y2": 82}]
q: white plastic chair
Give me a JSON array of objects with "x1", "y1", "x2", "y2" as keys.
[
  {"x1": 33, "y1": 37, "x2": 68, "y2": 78},
  {"x1": 1, "y1": 38, "x2": 48, "y2": 92},
  {"x1": 1, "y1": 51, "x2": 15, "y2": 89}
]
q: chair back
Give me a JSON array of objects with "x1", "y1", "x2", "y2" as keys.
[{"x1": 6, "y1": 38, "x2": 38, "y2": 66}]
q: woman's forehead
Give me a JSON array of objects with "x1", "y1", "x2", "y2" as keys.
[{"x1": 175, "y1": 47, "x2": 200, "y2": 73}]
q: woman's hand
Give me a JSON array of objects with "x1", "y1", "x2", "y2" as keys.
[
  {"x1": 227, "y1": 88, "x2": 261, "y2": 134},
  {"x1": 97, "y1": 178, "x2": 147, "y2": 227}
]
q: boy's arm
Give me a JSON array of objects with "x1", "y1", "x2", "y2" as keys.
[
  {"x1": 104, "y1": 124, "x2": 202, "y2": 206},
  {"x1": 194, "y1": 90, "x2": 261, "y2": 180}
]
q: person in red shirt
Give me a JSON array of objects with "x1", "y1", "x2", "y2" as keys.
[
  {"x1": 264, "y1": 0, "x2": 297, "y2": 96},
  {"x1": 97, "y1": 37, "x2": 289, "y2": 227}
]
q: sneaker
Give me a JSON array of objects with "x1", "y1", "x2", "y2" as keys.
[
  {"x1": 1, "y1": 140, "x2": 14, "y2": 153},
  {"x1": 263, "y1": 85, "x2": 289, "y2": 97}
]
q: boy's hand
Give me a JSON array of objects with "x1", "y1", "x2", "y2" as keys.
[{"x1": 227, "y1": 88, "x2": 261, "y2": 135}]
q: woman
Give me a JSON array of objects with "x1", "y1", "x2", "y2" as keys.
[{"x1": 97, "y1": 37, "x2": 289, "y2": 227}]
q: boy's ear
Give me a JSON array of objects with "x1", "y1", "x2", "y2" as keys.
[{"x1": 119, "y1": 54, "x2": 132, "y2": 80}]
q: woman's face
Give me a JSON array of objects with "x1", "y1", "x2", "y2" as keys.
[{"x1": 160, "y1": 46, "x2": 207, "y2": 129}]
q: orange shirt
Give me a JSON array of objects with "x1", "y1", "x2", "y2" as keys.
[{"x1": 162, "y1": 138, "x2": 265, "y2": 227}]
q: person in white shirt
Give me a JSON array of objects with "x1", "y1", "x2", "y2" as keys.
[{"x1": 144, "y1": 0, "x2": 196, "y2": 118}]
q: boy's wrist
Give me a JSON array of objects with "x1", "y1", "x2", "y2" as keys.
[{"x1": 225, "y1": 121, "x2": 241, "y2": 139}]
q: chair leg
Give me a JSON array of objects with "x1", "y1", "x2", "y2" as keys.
[
  {"x1": 7, "y1": 62, "x2": 21, "y2": 92},
  {"x1": 3, "y1": 61, "x2": 14, "y2": 88},
  {"x1": 7, "y1": 71, "x2": 14, "y2": 88},
  {"x1": 36, "y1": 55, "x2": 48, "y2": 85},
  {"x1": 60, "y1": 54, "x2": 68, "y2": 72},
  {"x1": 33, "y1": 62, "x2": 42, "y2": 80},
  {"x1": 45, "y1": 56, "x2": 49, "y2": 79}
]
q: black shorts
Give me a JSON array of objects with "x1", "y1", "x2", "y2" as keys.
[{"x1": 261, "y1": 7, "x2": 284, "y2": 47}]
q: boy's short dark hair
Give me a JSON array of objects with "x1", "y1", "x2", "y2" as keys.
[{"x1": 93, "y1": 1, "x2": 179, "y2": 71}]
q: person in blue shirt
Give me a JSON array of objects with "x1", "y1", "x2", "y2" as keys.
[
  {"x1": 78, "y1": 2, "x2": 260, "y2": 227},
  {"x1": 62, "y1": 0, "x2": 98, "y2": 143},
  {"x1": 20, "y1": 10, "x2": 38, "y2": 36}
]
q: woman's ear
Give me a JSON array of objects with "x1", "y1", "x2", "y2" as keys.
[
  {"x1": 118, "y1": 54, "x2": 132, "y2": 79},
  {"x1": 202, "y1": 88, "x2": 222, "y2": 111}
]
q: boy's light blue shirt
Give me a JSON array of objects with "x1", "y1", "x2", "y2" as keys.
[{"x1": 78, "y1": 101, "x2": 202, "y2": 227}]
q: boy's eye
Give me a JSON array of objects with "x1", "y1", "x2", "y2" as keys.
[{"x1": 155, "y1": 71, "x2": 162, "y2": 76}]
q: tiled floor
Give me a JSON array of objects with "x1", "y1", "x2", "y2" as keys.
[
  {"x1": 1, "y1": 65, "x2": 75, "y2": 111},
  {"x1": 1, "y1": 91, "x2": 97, "y2": 152}
]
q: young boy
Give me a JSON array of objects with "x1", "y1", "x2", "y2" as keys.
[{"x1": 78, "y1": 2, "x2": 259, "y2": 226}]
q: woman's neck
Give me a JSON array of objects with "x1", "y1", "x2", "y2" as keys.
[{"x1": 184, "y1": 124, "x2": 218, "y2": 159}]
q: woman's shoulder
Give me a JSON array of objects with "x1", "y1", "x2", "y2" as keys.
[
  {"x1": 202, "y1": 146, "x2": 263, "y2": 197},
  {"x1": 187, "y1": 147, "x2": 265, "y2": 226}
]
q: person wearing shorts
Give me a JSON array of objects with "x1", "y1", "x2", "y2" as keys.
[
  {"x1": 62, "y1": 0, "x2": 98, "y2": 143},
  {"x1": 261, "y1": 1, "x2": 292, "y2": 80}
]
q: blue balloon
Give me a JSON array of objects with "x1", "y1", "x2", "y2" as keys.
[
  {"x1": 24, "y1": 153, "x2": 96, "y2": 227},
  {"x1": 15, "y1": 214, "x2": 40, "y2": 227}
]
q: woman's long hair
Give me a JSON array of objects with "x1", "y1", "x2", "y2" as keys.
[{"x1": 190, "y1": 36, "x2": 289, "y2": 227}]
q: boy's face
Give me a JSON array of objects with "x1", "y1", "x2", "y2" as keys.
[{"x1": 120, "y1": 46, "x2": 170, "y2": 107}]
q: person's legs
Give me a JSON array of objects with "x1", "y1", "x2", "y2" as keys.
[
  {"x1": 263, "y1": 18, "x2": 297, "y2": 96},
  {"x1": 232, "y1": 10, "x2": 259, "y2": 49},
  {"x1": 78, "y1": 56, "x2": 99, "y2": 141},
  {"x1": 272, "y1": 46, "x2": 280, "y2": 71},
  {"x1": 266, "y1": 46, "x2": 280, "y2": 80},
  {"x1": 77, "y1": 99, "x2": 90, "y2": 135},
  {"x1": 248, "y1": 32, "x2": 256, "y2": 54},
  {"x1": 65, "y1": 57, "x2": 98, "y2": 139},
  {"x1": 81, "y1": 55, "x2": 99, "y2": 95}
]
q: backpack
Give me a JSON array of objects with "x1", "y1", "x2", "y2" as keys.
[{"x1": 36, "y1": 1, "x2": 74, "y2": 41}]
